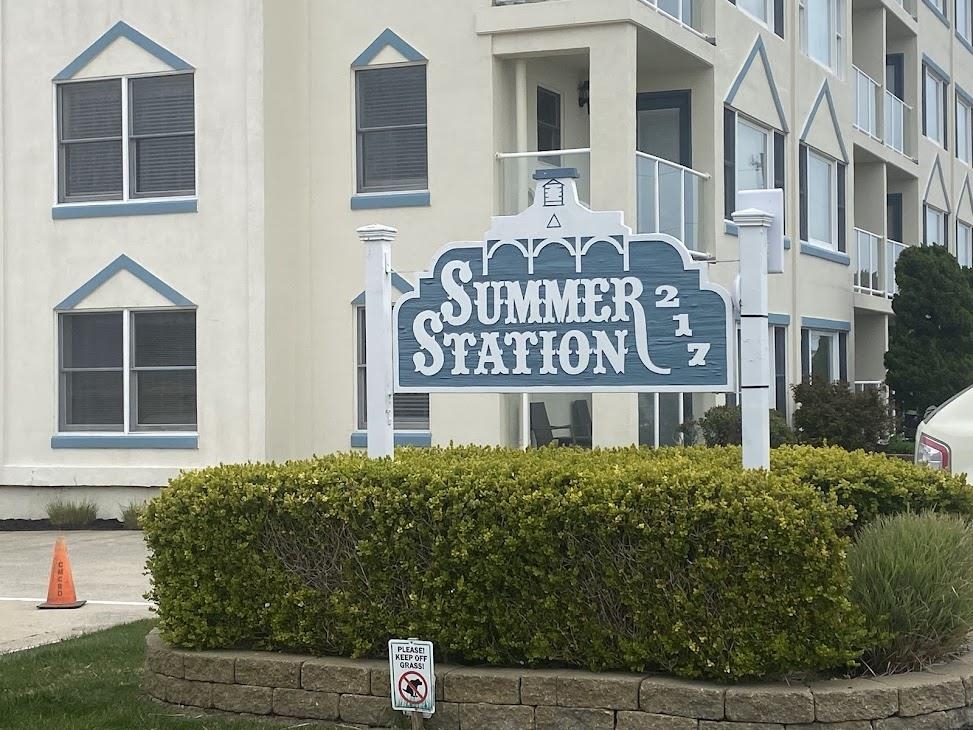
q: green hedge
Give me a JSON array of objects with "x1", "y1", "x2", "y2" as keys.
[{"x1": 145, "y1": 446, "x2": 870, "y2": 681}]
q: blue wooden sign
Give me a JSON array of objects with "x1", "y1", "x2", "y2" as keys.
[{"x1": 394, "y1": 170, "x2": 734, "y2": 393}]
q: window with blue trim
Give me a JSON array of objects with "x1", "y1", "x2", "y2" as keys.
[
  {"x1": 356, "y1": 64, "x2": 428, "y2": 193},
  {"x1": 960, "y1": 0, "x2": 972, "y2": 43},
  {"x1": 923, "y1": 65, "x2": 948, "y2": 147},
  {"x1": 799, "y1": 144, "x2": 846, "y2": 253},
  {"x1": 799, "y1": 0, "x2": 845, "y2": 75},
  {"x1": 58, "y1": 309, "x2": 196, "y2": 433},
  {"x1": 56, "y1": 73, "x2": 195, "y2": 203},
  {"x1": 355, "y1": 307, "x2": 428, "y2": 430}
]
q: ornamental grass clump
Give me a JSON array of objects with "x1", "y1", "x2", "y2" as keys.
[
  {"x1": 848, "y1": 511, "x2": 973, "y2": 674},
  {"x1": 46, "y1": 499, "x2": 97, "y2": 528}
]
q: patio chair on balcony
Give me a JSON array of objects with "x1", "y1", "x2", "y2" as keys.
[
  {"x1": 530, "y1": 402, "x2": 574, "y2": 447},
  {"x1": 570, "y1": 399, "x2": 593, "y2": 449}
]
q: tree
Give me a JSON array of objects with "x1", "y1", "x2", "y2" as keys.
[{"x1": 885, "y1": 245, "x2": 973, "y2": 415}]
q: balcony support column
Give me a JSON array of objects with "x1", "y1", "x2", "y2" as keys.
[{"x1": 589, "y1": 25, "x2": 639, "y2": 447}]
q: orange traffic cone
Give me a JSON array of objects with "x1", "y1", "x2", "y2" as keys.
[{"x1": 37, "y1": 537, "x2": 86, "y2": 609}]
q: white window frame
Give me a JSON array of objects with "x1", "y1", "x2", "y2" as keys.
[
  {"x1": 958, "y1": 220, "x2": 973, "y2": 267},
  {"x1": 924, "y1": 66, "x2": 947, "y2": 147},
  {"x1": 53, "y1": 71, "x2": 197, "y2": 210},
  {"x1": 799, "y1": 0, "x2": 845, "y2": 75},
  {"x1": 960, "y1": 0, "x2": 973, "y2": 42},
  {"x1": 354, "y1": 61, "x2": 429, "y2": 195},
  {"x1": 806, "y1": 149, "x2": 838, "y2": 250},
  {"x1": 805, "y1": 330, "x2": 840, "y2": 382},
  {"x1": 924, "y1": 204, "x2": 948, "y2": 247},
  {"x1": 56, "y1": 308, "x2": 197, "y2": 435},
  {"x1": 958, "y1": 95, "x2": 973, "y2": 165},
  {"x1": 735, "y1": 115, "x2": 774, "y2": 209},
  {"x1": 737, "y1": 0, "x2": 772, "y2": 27}
]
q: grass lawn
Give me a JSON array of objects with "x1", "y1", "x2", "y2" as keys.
[{"x1": 0, "y1": 620, "x2": 340, "y2": 729}]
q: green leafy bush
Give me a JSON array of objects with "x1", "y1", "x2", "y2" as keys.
[
  {"x1": 792, "y1": 378, "x2": 894, "y2": 451},
  {"x1": 144, "y1": 447, "x2": 865, "y2": 681},
  {"x1": 849, "y1": 512, "x2": 973, "y2": 673},
  {"x1": 694, "y1": 405, "x2": 795, "y2": 447},
  {"x1": 46, "y1": 499, "x2": 97, "y2": 528}
]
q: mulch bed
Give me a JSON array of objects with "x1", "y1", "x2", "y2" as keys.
[{"x1": 0, "y1": 519, "x2": 129, "y2": 531}]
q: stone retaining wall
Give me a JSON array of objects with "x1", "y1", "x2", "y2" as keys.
[{"x1": 143, "y1": 630, "x2": 973, "y2": 729}]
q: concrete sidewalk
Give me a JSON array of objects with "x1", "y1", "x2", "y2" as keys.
[{"x1": 0, "y1": 531, "x2": 153, "y2": 653}]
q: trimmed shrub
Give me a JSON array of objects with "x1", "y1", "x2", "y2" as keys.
[
  {"x1": 144, "y1": 447, "x2": 865, "y2": 681},
  {"x1": 694, "y1": 405, "x2": 795, "y2": 447},
  {"x1": 849, "y1": 512, "x2": 973, "y2": 673},
  {"x1": 46, "y1": 499, "x2": 97, "y2": 528},
  {"x1": 792, "y1": 378, "x2": 894, "y2": 451}
]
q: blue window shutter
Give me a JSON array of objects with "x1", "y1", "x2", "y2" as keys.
[
  {"x1": 724, "y1": 107, "x2": 736, "y2": 219},
  {"x1": 801, "y1": 329, "x2": 810, "y2": 381},
  {"x1": 838, "y1": 332, "x2": 848, "y2": 382},
  {"x1": 774, "y1": 0, "x2": 784, "y2": 37},
  {"x1": 774, "y1": 131, "x2": 785, "y2": 225},
  {"x1": 837, "y1": 163, "x2": 847, "y2": 253},
  {"x1": 799, "y1": 145, "x2": 808, "y2": 242}
]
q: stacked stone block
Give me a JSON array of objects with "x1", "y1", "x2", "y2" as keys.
[{"x1": 143, "y1": 631, "x2": 973, "y2": 729}]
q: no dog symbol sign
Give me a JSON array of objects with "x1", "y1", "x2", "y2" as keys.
[{"x1": 389, "y1": 639, "x2": 435, "y2": 714}]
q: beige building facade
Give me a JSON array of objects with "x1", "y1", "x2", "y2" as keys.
[{"x1": 0, "y1": 0, "x2": 969, "y2": 516}]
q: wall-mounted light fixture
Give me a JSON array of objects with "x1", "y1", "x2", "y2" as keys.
[{"x1": 578, "y1": 80, "x2": 590, "y2": 110}]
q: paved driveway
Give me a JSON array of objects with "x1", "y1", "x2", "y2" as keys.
[{"x1": 0, "y1": 531, "x2": 153, "y2": 653}]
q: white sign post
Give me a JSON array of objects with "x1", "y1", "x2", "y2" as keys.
[
  {"x1": 733, "y1": 190, "x2": 783, "y2": 470},
  {"x1": 358, "y1": 224, "x2": 397, "y2": 460},
  {"x1": 389, "y1": 638, "x2": 436, "y2": 724}
]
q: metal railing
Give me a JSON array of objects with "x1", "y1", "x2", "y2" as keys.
[
  {"x1": 636, "y1": 151, "x2": 709, "y2": 252},
  {"x1": 854, "y1": 228, "x2": 883, "y2": 295},
  {"x1": 854, "y1": 67, "x2": 881, "y2": 140},
  {"x1": 884, "y1": 91, "x2": 911, "y2": 156},
  {"x1": 496, "y1": 148, "x2": 591, "y2": 216}
]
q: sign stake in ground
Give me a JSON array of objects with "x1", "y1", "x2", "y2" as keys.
[{"x1": 389, "y1": 638, "x2": 435, "y2": 719}]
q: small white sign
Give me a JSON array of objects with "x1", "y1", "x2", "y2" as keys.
[{"x1": 388, "y1": 639, "x2": 436, "y2": 714}]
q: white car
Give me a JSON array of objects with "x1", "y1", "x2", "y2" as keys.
[{"x1": 916, "y1": 384, "x2": 973, "y2": 484}]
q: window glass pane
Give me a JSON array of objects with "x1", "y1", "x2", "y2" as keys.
[
  {"x1": 807, "y1": 0, "x2": 832, "y2": 66},
  {"x1": 959, "y1": 102, "x2": 971, "y2": 163},
  {"x1": 133, "y1": 311, "x2": 196, "y2": 367},
  {"x1": 130, "y1": 75, "x2": 194, "y2": 136},
  {"x1": 537, "y1": 88, "x2": 560, "y2": 127},
  {"x1": 62, "y1": 313, "x2": 123, "y2": 369},
  {"x1": 959, "y1": 224, "x2": 973, "y2": 267},
  {"x1": 360, "y1": 128, "x2": 428, "y2": 190},
  {"x1": 637, "y1": 393, "x2": 657, "y2": 447},
  {"x1": 739, "y1": 0, "x2": 768, "y2": 21},
  {"x1": 134, "y1": 370, "x2": 196, "y2": 426},
  {"x1": 132, "y1": 135, "x2": 195, "y2": 195},
  {"x1": 357, "y1": 66, "x2": 426, "y2": 129},
  {"x1": 809, "y1": 332, "x2": 834, "y2": 380},
  {"x1": 808, "y1": 152, "x2": 833, "y2": 245},
  {"x1": 62, "y1": 140, "x2": 123, "y2": 199},
  {"x1": 63, "y1": 371, "x2": 123, "y2": 427},
  {"x1": 659, "y1": 393, "x2": 682, "y2": 446},
  {"x1": 60, "y1": 80, "x2": 121, "y2": 140},
  {"x1": 926, "y1": 207, "x2": 946, "y2": 246},
  {"x1": 926, "y1": 72, "x2": 942, "y2": 142},
  {"x1": 736, "y1": 120, "x2": 768, "y2": 200}
]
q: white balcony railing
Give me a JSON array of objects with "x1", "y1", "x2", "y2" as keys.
[
  {"x1": 886, "y1": 239, "x2": 906, "y2": 298},
  {"x1": 854, "y1": 228, "x2": 882, "y2": 295},
  {"x1": 884, "y1": 91, "x2": 911, "y2": 156},
  {"x1": 855, "y1": 230, "x2": 907, "y2": 299},
  {"x1": 496, "y1": 148, "x2": 591, "y2": 216},
  {"x1": 854, "y1": 66, "x2": 881, "y2": 140},
  {"x1": 638, "y1": 0, "x2": 706, "y2": 36},
  {"x1": 636, "y1": 151, "x2": 709, "y2": 252}
]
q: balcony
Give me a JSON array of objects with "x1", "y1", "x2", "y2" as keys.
[
  {"x1": 852, "y1": 67, "x2": 914, "y2": 159},
  {"x1": 636, "y1": 152, "x2": 708, "y2": 252},
  {"x1": 496, "y1": 149, "x2": 591, "y2": 215},
  {"x1": 854, "y1": 228, "x2": 907, "y2": 300},
  {"x1": 884, "y1": 91, "x2": 911, "y2": 156},
  {"x1": 854, "y1": 66, "x2": 881, "y2": 141},
  {"x1": 638, "y1": 0, "x2": 705, "y2": 36},
  {"x1": 496, "y1": 148, "x2": 709, "y2": 253}
]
